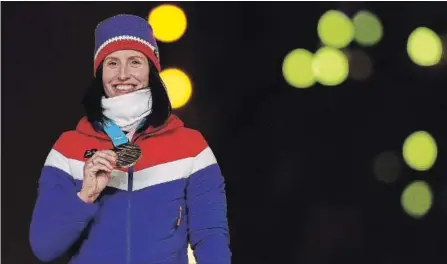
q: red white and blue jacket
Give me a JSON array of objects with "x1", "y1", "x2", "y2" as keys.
[{"x1": 29, "y1": 114, "x2": 231, "y2": 264}]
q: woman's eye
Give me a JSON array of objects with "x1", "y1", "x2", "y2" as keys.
[{"x1": 131, "y1": 60, "x2": 141, "y2": 65}]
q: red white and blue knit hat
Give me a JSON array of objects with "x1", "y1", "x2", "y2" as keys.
[{"x1": 93, "y1": 14, "x2": 161, "y2": 76}]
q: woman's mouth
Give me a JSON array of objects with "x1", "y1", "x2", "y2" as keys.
[{"x1": 114, "y1": 84, "x2": 137, "y2": 92}]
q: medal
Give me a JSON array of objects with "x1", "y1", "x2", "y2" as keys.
[
  {"x1": 101, "y1": 118, "x2": 144, "y2": 169},
  {"x1": 112, "y1": 142, "x2": 142, "y2": 168}
]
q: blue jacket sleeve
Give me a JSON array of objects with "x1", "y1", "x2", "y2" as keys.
[
  {"x1": 29, "y1": 145, "x2": 99, "y2": 262},
  {"x1": 186, "y1": 144, "x2": 231, "y2": 264}
]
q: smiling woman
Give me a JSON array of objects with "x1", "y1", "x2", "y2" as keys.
[
  {"x1": 29, "y1": 14, "x2": 231, "y2": 264},
  {"x1": 102, "y1": 50, "x2": 150, "y2": 97}
]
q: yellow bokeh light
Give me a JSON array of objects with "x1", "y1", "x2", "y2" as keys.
[
  {"x1": 282, "y1": 48, "x2": 316, "y2": 89},
  {"x1": 402, "y1": 131, "x2": 437, "y2": 171},
  {"x1": 148, "y1": 4, "x2": 187, "y2": 43},
  {"x1": 352, "y1": 10, "x2": 383, "y2": 46},
  {"x1": 317, "y1": 10, "x2": 354, "y2": 49},
  {"x1": 407, "y1": 27, "x2": 443, "y2": 66},
  {"x1": 312, "y1": 46, "x2": 349, "y2": 86},
  {"x1": 160, "y1": 68, "x2": 192, "y2": 109},
  {"x1": 401, "y1": 181, "x2": 433, "y2": 218}
]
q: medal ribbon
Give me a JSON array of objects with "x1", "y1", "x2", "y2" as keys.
[{"x1": 102, "y1": 118, "x2": 129, "y2": 147}]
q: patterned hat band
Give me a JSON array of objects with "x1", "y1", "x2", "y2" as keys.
[{"x1": 93, "y1": 15, "x2": 160, "y2": 76}]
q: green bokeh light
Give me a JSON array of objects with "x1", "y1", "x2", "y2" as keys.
[
  {"x1": 282, "y1": 49, "x2": 316, "y2": 89},
  {"x1": 407, "y1": 27, "x2": 443, "y2": 66},
  {"x1": 317, "y1": 10, "x2": 354, "y2": 48},
  {"x1": 312, "y1": 47, "x2": 349, "y2": 86},
  {"x1": 402, "y1": 130, "x2": 437, "y2": 171},
  {"x1": 401, "y1": 181, "x2": 433, "y2": 218},
  {"x1": 352, "y1": 10, "x2": 383, "y2": 46}
]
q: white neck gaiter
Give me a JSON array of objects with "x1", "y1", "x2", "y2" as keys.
[{"x1": 101, "y1": 88, "x2": 152, "y2": 133}]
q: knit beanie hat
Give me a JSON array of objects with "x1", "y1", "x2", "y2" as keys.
[{"x1": 93, "y1": 14, "x2": 161, "y2": 76}]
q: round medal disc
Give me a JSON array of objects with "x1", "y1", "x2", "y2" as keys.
[{"x1": 113, "y1": 143, "x2": 142, "y2": 168}]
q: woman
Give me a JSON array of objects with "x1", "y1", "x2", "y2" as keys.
[{"x1": 29, "y1": 14, "x2": 231, "y2": 264}]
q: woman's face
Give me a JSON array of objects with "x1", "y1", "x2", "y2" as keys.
[{"x1": 102, "y1": 50, "x2": 150, "y2": 97}]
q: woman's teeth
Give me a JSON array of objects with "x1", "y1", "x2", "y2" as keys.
[{"x1": 115, "y1": 85, "x2": 135, "y2": 91}]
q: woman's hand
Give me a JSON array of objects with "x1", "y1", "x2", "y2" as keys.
[{"x1": 78, "y1": 150, "x2": 117, "y2": 203}]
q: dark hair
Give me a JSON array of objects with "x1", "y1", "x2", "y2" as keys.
[{"x1": 82, "y1": 61, "x2": 172, "y2": 132}]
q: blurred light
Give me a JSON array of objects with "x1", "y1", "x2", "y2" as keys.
[
  {"x1": 345, "y1": 49, "x2": 373, "y2": 81},
  {"x1": 188, "y1": 243, "x2": 196, "y2": 263},
  {"x1": 373, "y1": 151, "x2": 402, "y2": 184},
  {"x1": 148, "y1": 4, "x2": 187, "y2": 43},
  {"x1": 401, "y1": 180, "x2": 433, "y2": 218},
  {"x1": 312, "y1": 46, "x2": 349, "y2": 86},
  {"x1": 317, "y1": 10, "x2": 354, "y2": 49},
  {"x1": 407, "y1": 27, "x2": 443, "y2": 66},
  {"x1": 282, "y1": 48, "x2": 316, "y2": 88},
  {"x1": 160, "y1": 68, "x2": 192, "y2": 109},
  {"x1": 402, "y1": 131, "x2": 437, "y2": 171},
  {"x1": 352, "y1": 10, "x2": 383, "y2": 46}
]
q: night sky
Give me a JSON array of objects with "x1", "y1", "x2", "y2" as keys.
[{"x1": 3, "y1": 2, "x2": 447, "y2": 264}]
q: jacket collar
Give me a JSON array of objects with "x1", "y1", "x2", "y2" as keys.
[{"x1": 75, "y1": 114, "x2": 184, "y2": 141}]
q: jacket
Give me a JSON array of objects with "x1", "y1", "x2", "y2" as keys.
[{"x1": 29, "y1": 114, "x2": 231, "y2": 264}]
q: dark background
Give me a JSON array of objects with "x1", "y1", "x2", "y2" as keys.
[{"x1": 2, "y1": 1, "x2": 447, "y2": 264}]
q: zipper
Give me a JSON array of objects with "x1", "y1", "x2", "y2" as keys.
[
  {"x1": 124, "y1": 125, "x2": 170, "y2": 264},
  {"x1": 126, "y1": 166, "x2": 134, "y2": 264},
  {"x1": 125, "y1": 135, "x2": 146, "y2": 264},
  {"x1": 125, "y1": 132, "x2": 148, "y2": 264}
]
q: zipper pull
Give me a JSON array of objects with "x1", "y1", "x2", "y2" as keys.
[{"x1": 176, "y1": 206, "x2": 182, "y2": 226}]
